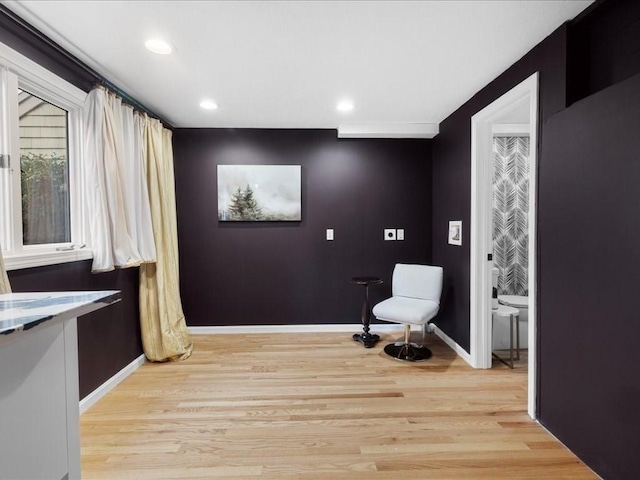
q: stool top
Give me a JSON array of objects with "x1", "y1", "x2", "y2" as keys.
[
  {"x1": 493, "y1": 305, "x2": 520, "y2": 317},
  {"x1": 498, "y1": 294, "x2": 528, "y2": 308},
  {"x1": 351, "y1": 276, "x2": 383, "y2": 286}
]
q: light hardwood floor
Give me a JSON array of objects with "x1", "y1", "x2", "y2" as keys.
[{"x1": 81, "y1": 332, "x2": 596, "y2": 479}]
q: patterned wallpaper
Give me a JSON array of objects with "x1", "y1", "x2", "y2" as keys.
[{"x1": 492, "y1": 136, "x2": 529, "y2": 296}]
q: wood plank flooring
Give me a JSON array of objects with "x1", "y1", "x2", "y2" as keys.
[{"x1": 81, "y1": 332, "x2": 596, "y2": 479}]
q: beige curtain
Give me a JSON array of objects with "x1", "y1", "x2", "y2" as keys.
[
  {"x1": 139, "y1": 116, "x2": 192, "y2": 362},
  {"x1": 0, "y1": 246, "x2": 10, "y2": 294}
]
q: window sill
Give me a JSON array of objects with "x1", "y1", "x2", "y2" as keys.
[{"x1": 4, "y1": 248, "x2": 93, "y2": 271}]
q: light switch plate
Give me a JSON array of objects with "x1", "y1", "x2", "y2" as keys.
[
  {"x1": 384, "y1": 229, "x2": 396, "y2": 241},
  {"x1": 397, "y1": 229, "x2": 405, "y2": 240},
  {"x1": 326, "y1": 229, "x2": 334, "y2": 241}
]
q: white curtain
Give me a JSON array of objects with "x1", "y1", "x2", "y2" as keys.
[
  {"x1": 84, "y1": 88, "x2": 156, "y2": 272},
  {"x1": 130, "y1": 112, "x2": 156, "y2": 261}
]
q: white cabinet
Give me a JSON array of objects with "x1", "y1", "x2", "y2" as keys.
[{"x1": 0, "y1": 291, "x2": 120, "y2": 480}]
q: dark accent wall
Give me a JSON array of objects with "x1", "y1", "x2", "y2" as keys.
[
  {"x1": 431, "y1": 25, "x2": 569, "y2": 352},
  {"x1": 174, "y1": 129, "x2": 432, "y2": 326},
  {"x1": 538, "y1": 72, "x2": 640, "y2": 480},
  {"x1": 8, "y1": 261, "x2": 142, "y2": 399},
  {"x1": 567, "y1": 0, "x2": 640, "y2": 105}
]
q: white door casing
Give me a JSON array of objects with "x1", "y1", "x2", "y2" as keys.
[{"x1": 470, "y1": 72, "x2": 539, "y2": 419}]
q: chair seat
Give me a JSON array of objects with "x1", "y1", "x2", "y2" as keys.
[{"x1": 372, "y1": 296, "x2": 439, "y2": 325}]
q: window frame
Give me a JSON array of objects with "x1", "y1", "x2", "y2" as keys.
[{"x1": 0, "y1": 42, "x2": 91, "y2": 270}]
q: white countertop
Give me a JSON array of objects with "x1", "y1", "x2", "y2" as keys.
[{"x1": 0, "y1": 291, "x2": 121, "y2": 337}]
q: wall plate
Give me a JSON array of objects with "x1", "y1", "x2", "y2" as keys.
[
  {"x1": 326, "y1": 229, "x2": 334, "y2": 241},
  {"x1": 384, "y1": 229, "x2": 396, "y2": 241},
  {"x1": 397, "y1": 229, "x2": 405, "y2": 240}
]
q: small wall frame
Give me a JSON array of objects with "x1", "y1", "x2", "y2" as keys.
[{"x1": 448, "y1": 220, "x2": 462, "y2": 246}]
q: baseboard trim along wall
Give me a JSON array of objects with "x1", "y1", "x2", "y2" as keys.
[
  {"x1": 79, "y1": 354, "x2": 146, "y2": 415},
  {"x1": 188, "y1": 323, "x2": 474, "y2": 367},
  {"x1": 187, "y1": 324, "x2": 406, "y2": 335},
  {"x1": 431, "y1": 323, "x2": 473, "y2": 366}
]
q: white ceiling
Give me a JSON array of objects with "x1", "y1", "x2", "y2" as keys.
[{"x1": 4, "y1": 1, "x2": 592, "y2": 131}]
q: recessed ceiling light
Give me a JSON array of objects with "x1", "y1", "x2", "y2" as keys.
[
  {"x1": 337, "y1": 100, "x2": 354, "y2": 112},
  {"x1": 144, "y1": 38, "x2": 173, "y2": 55},
  {"x1": 200, "y1": 100, "x2": 218, "y2": 110}
]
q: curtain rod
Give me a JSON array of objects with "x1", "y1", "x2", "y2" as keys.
[
  {"x1": 95, "y1": 80, "x2": 174, "y2": 129},
  {"x1": 0, "y1": 4, "x2": 174, "y2": 129}
]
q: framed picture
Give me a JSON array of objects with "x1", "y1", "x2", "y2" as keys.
[
  {"x1": 448, "y1": 220, "x2": 462, "y2": 246},
  {"x1": 217, "y1": 165, "x2": 301, "y2": 221}
]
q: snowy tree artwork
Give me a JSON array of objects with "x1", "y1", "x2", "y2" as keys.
[{"x1": 217, "y1": 165, "x2": 301, "y2": 221}]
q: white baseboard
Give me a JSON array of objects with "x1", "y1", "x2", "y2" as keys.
[
  {"x1": 432, "y1": 324, "x2": 473, "y2": 366},
  {"x1": 187, "y1": 324, "x2": 473, "y2": 366},
  {"x1": 188, "y1": 324, "x2": 406, "y2": 335},
  {"x1": 79, "y1": 354, "x2": 146, "y2": 415}
]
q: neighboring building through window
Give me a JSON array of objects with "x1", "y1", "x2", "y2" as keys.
[{"x1": 19, "y1": 89, "x2": 71, "y2": 245}]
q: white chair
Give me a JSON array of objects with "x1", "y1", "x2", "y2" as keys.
[{"x1": 372, "y1": 264, "x2": 443, "y2": 361}]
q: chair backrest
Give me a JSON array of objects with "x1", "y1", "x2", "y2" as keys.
[{"x1": 392, "y1": 264, "x2": 443, "y2": 304}]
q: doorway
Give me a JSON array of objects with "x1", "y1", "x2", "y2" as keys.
[{"x1": 469, "y1": 73, "x2": 539, "y2": 419}]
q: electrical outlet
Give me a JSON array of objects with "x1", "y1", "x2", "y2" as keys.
[
  {"x1": 397, "y1": 229, "x2": 405, "y2": 241},
  {"x1": 384, "y1": 229, "x2": 396, "y2": 241},
  {"x1": 326, "y1": 229, "x2": 334, "y2": 241}
]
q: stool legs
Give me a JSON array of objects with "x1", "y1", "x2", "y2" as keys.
[
  {"x1": 383, "y1": 324, "x2": 432, "y2": 362},
  {"x1": 492, "y1": 312, "x2": 520, "y2": 369},
  {"x1": 515, "y1": 313, "x2": 520, "y2": 361},
  {"x1": 509, "y1": 313, "x2": 514, "y2": 368}
]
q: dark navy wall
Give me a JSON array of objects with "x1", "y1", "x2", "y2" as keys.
[
  {"x1": 174, "y1": 129, "x2": 432, "y2": 326},
  {"x1": 538, "y1": 72, "x2": 640, "y2": 480},
  {"x1": 567, "y1": 0, "x2": 640, "y2": 105}
]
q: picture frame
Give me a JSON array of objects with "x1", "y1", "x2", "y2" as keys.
[
  {"x1": 217, "y1": 165, "x2": 301, "y2": 221},
  {"x1": 448, "y1": 220, "x2": 462, "y2": 246}
]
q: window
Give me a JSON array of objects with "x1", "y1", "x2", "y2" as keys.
[
  {"x1": 0, "y1": 43, "x2": 89, "y2": 270},
  {"x1": 19, "y1": 89, "x2": 71, "y2": 245}
]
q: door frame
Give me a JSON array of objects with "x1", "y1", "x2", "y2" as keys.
[{"x1": 469, "y1": 72, "x2": 539, "y2": 419}]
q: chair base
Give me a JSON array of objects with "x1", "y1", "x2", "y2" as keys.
[{"x1": 384, "y1": 342, "x2": 432, "y2": 362}]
